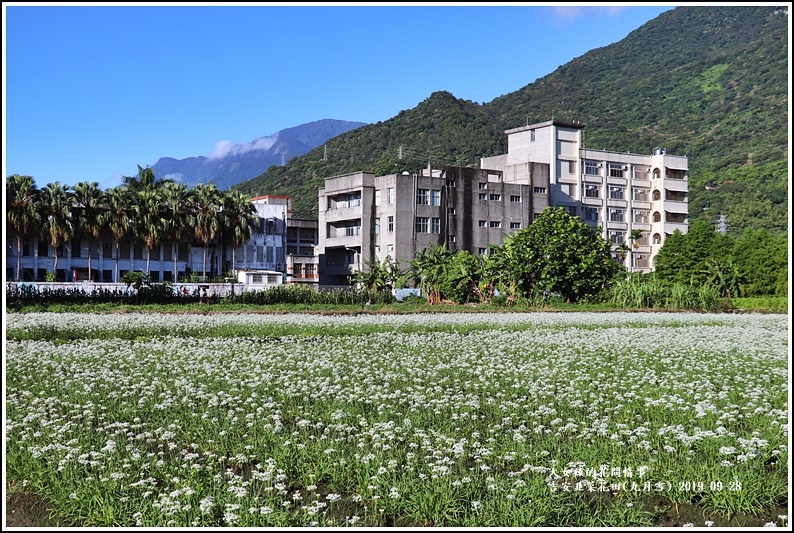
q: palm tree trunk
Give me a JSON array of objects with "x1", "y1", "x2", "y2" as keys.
[
  {"x1": 173, "y1": 242, "x2": 178, "y2": 282},
  {"x1": 203, "y1": 245, "x2": 207, "y2": 281},
  {"x1": 146, "y1": 248, "x2": 151, "y2": 275},
  {"x1": 87, "y1": 241, "x2": 93, "y2": 281},
  {"x1": 115, "y1": 241, "x2": 120, "y2": 283},
  {"x1": 16, "y1": 235, "x2": 23, "y2": 281}
]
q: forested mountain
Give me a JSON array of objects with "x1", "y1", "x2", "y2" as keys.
[{"x1": 234, "y1": 6, "x2": 788, "y2": 235}]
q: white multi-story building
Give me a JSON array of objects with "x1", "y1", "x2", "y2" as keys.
[{"x1": 481, "y1": 119, "x2": 688, "y2": 271}]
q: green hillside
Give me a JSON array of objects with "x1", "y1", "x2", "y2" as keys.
[{"x1": 234, "y1": 6, "x2": 788, "y2": 235}]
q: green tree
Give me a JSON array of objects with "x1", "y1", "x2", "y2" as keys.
[
  {"x1": 221, "y1": 190, "x2": 258, "y2": 275},
  {"x1": 654, "y1": 219, "x2": 718, "y2": 284},
  {"x1": 37, "y1": 182, "x2": 74, "y2": 276},
  {"x1": 122, "y1": 165, "x2": 169, "y2": 192},
  {"x1": 191, "y1": 183, "x2": 222, "y2": 281},
  {"x1": 103, "y1": 186, "x2": 133, "y2": 283},
  {"x1": 161, "y1": 182, "x2": 194, "y2": 281},
  {"x1": 6, "y1": 174, "x2": 40, "y2": 280},
  {"x1": 505, "y1": 207, "x2": 621, "y2": 302},
  {"x1": 410, "y1": 244, "x2": 454, "y2": 305},
  {"x1": 71, "y1": 181, "x2": 105, "y2": 281},
  {"x1": 439, "y1": 250, "x2": 486, "y2": 304},
  {"x1": 132, "y1": 188, "x2": 165, "y2": 275}
]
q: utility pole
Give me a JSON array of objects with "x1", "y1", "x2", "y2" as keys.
[{"x1": 716, "y1": 214, "x2": 728, "y2": 235}]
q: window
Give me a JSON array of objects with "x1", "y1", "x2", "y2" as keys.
[
  {"x1": 584, "y1": 207, "x2": 599, "y2": 222},
  {"x1": 478, "y1": 182, "x2": 487, "y2": 190},
  {"x1": 510, "y1": 222, "x2": 521, "y2": 229},
  {"x1": 609, "y1": 186, "x2": 624, "y2": 200},
  {"x1": 431, "y1": 218, "x2": 441, "y2": 234},
  {"x1": 489, "y1": 194, "x2": 502, "y2": 201},
  {"x1": 530, "y1": 129, "x2": 536, "y2": 142},
  {"x1": 478, "y1": 248, "x2": 487, "y2": 255},
  {"x1": 386, "y1": 244, "x2": 394, "y2": 258},
  {"x1": 633, "y1": 210, "x2": 648, "y2": 224},
  {"x1": 610, "y1": 209, "x2": 624, "y2": 222},
  {"x1": 252, "y1": 274, "x2": 263, "y2": 284},
  {"x1": 666, "y1": 190, "x2": 687, "y2": 202},
  {"x1": 567, "y1": 206, "x2": 577, "y2": 217},
  {"x1": 305, "y1": 264, "x2": 316, "y2": 276},
  {"x1": 666, "y1": 212, "x2": 687, "y2": 224},
  {"x1": 447, "y1": 235, "x2": 456, "y2": 244},
  {"x1": 585, "y1": 185, "x2": 600, "y2": 198},
  {"x1": 610, "y1": 231, "x2": 624, "y2": 245},
  {"x1": 652, "y1": 189, "x2": 662, "y2": 201},
  {"x1": 653, "y1": 211, "x2": 662, "y2": 222},
  {"x1": 533, "y1": 213, "x2": 541, "y2": 220},
  {"x1": 346, "y1": 249, "x2": 356, "y2": 264},
  {"x1": 633, "y1": 189, "x2": 649, "y2": 202},
  {"x1": 345, "y1": 222, "x2": 361, "y2": 236},
  {"x1": 585, "y1": 160, "x2": 600, "y2": 176},
  {"x1": 448, "y1": 207, "x2": 456, "y2": 215},
  {"x1": 339, "y1": 192, "x2": 361, "y2": 208},
  {"x1": 479, "y1": 220, "x2": 487, "y2": 227},
  {"x1": 653, "y1": 233, "x2": 662, "y2": 245},
  {"x1": 533, "y1": 187, "x2": 547, "y2": 195},
  {"x1": 375, "y1": 217, "x2": 381, "y2": 234},
  {"x1": 375, "y1": 189, "x2": 381, "y2": 206},
  {"x1": 387, "y1": 187, "x2": 394, "y2": 204},
  {"x1": 490, "y1": 221, "x2": 502, "y2": 228},
  {"x1": 72, "y1": 239, "x2": 82, "y2": 258},
  {"x1": 415, "y1": 217, "x2": 429, "y2": 233},
  {"x1": 446, "y1": 179, "x2": 456, "y2": 188},
  {"x1": 38, "y1": 239, "x2": 48, "y2": 258},
  {"x1": 431, "y1": 189, "x2": 441, "y2": 206},
  {"x1": 416, "y1": 188, "x2": 429, "y2": 205},
  {"x1": 568, "y1": 161, "x2": 576, "y2": 174},
  {"x1": 387, "y1": 216, "x2": 394, "y2": 232},
  {"x1": 479, "y1": 193, "x2": 487, "y2": 201},
  {"x1": 375, "y1": 246, "x2": 380, "y2": 261},
  {"x1": 609, "y1": 164, "x2": 625, "y2": 178},
  {"x1": 510, "y1": 195, "x2": 522, "y2": 202}
]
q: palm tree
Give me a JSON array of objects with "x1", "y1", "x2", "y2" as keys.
[
  {"x1": 161, "y1": 181, "x2": 193, "y2": 281},
  {"x1": 630, "y1": 229, "x2": 644, "y2": 249},
  {"x1": 132, "y1": 188, "x2": 165, "y2": 275},
  {"x1": 122, "y1": 165, "x2": 169, "y2": 192},
  {"x1": 6, "y1": 174, "x2": 41, "y2": 280},
  {"x1": 220, "y1": 190, "x2": 258, "y2": 276},
  {"x1": 191, "y1": 183, "x2": 222, "y2": 281},
  {"x1": 103, "y1": 186, "x2": 132, "y2": 283},
  {"x1": 72, "y1": 181, "x2": 105, "y2": 281},
  {"x1": 37, "y1": 182, "x2": 74, "y2": 276}
]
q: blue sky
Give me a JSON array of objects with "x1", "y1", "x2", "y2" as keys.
[{"x1": 3, "y1": 3, "x2": 675, "y2": 191}]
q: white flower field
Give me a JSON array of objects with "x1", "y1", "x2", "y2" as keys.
[{"x1": 4, "y1": 311, "x2": 790, "y2": 527}]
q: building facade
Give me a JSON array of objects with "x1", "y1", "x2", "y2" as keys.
[
  {"x1": 5, "y1": 194, "x2": 320, "y2": 286},
  {"x1": 317, "y1": 166, "x2": 534, "y2": 286},
  {"x1": 481, "y1": 119, "x2": 688, "y2": 271}
]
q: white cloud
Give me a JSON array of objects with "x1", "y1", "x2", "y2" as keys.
[
  {"x1": 207, "y1": 135, "x2": 277, "y2": 160},
  {"x1": 550, "y1": 6, "x2": 627, "y2": 24},
  {"x1": 163, "y1": 173, "x2": 184, "y2": 182}
]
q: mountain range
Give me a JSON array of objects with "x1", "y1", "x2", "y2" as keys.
[
  {"x1": 150, "y1": 119, "x2": 366, "y2": 190},
  {"x1": 231, "y1": 5, "x2": 788, "y2": 237}
]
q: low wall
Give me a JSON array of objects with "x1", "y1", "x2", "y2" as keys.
[{"x1": 5, "y1": 281, "x2": 278, "y2": 298}]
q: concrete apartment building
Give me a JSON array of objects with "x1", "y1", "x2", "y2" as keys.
[
  {"x1": 318, "y1": 166, "x2": 534, "y2": 286},
  {"x1": 481, "y1": 119, "x2": 689, "y2": 271},
  {"x1": 317, "y1": 119, "x2": 688, "y2": 285}
]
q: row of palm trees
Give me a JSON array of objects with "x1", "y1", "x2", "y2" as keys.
[{"x1": 6, "y1": 167, "x2": 260, "y2": 282}]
